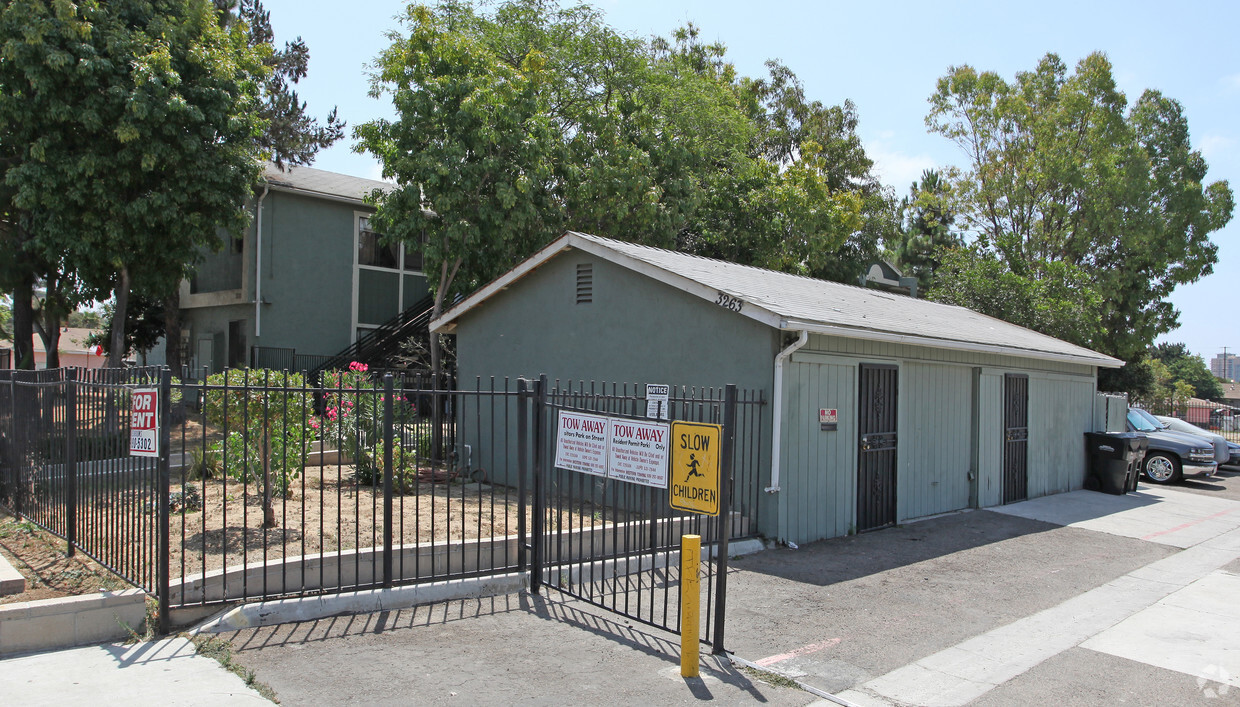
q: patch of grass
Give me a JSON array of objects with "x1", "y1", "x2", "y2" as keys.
[
  {"x1": 739, "y1": 665, "x2": 803, "y2": 691},
  {"x1": 188, "y1": 634, "x2": 280, "y2": 704}
]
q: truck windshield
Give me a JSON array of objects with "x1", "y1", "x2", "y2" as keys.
[{"x1": 1127, "y1": 410, "x2": 1159, "y2": 432}]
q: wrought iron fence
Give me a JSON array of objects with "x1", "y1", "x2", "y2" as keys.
[
  {"x1": 0, "y1": 367, "x2": 165, "y2": 594},
  {"x1": 528, "y1": 377, "x2": 765, "y2": 648},
  {"x1": 1140, "y1": 398, "x2": 1240, "y2": 442},
  {"x1": 1, "y1": 366, "x2": 764, "y2": 645}
]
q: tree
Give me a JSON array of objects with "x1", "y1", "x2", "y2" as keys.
[
  {"x1": 0, "y1": 0, "x2": 272, "y2": 369},
  {"x1": 358, "y1": 2, "x2": 890, "y2": 383},
  {"x1": 1149, "y1": 342, "x2": 1225, "y2": 400},
  {"x1": 926, "y1": 53, "x2": 1234, "y2": 390},
  {"x1": 890, "y1": 169, "x2": 960, "y2": 292},
  {"x1": 86, "y1": 295, "x2": 167, "y2": 365},
  {"x1": 0, "y1": 296, "x2": 10, "y2": 341}
]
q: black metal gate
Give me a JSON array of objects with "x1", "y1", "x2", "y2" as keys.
[
  {"x1": 520, "y1": 376, "x2": 763, "y2": 652},
  {"x1": 1003, "y1": 373, "x2": 1029, "y2": 504},
  {"x1": 857, "y1": 364, "x2": 898, "y2": 532}
]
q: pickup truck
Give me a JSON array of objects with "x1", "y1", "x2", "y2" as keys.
[{"x1": 1126, "y1": 409, "x2": 1217, "y2": 484}]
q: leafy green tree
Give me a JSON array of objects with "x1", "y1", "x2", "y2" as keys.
[
  {"x1": 358, "y1": 2, "x2": 891, "y2": 382},
  {"x1": 926, "y1": 52, "x2": 1234, "y2": 391},
  {"x1": 1149, "y1": 342, "x2": 1225, "y2": 400},
  {"x1": 930, "y1": 246, "x2": 1103, "y2": 347},
  {"x1": 65, "y1": 308, "x2": 104, "y2": 330},
  {"x1": 0, "y1": 296, "x2": 10, "y2": 341},
  {"x1": 0, "y1": 0, "x2": 270, "y2": 369}
]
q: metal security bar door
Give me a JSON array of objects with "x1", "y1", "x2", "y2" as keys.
[
  {"x1": 857, "y1": 364, "x2": 898, "y2": 532},
  {"x1": 524, "y1": 377, "x2": 748, "y2": 653},
  {"x1": 1003, "y1": 374, "x2": 1029, "y2": 504}
]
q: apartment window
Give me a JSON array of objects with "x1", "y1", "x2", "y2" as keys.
[{"x1": 358, "y1": 217, "x2": 400, "y2": 269}]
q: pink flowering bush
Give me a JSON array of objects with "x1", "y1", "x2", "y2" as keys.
[{"x1": 318, "y1": 362, "x2": 417, "y2": 481}]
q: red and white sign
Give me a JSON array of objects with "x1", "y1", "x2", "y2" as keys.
[
  {"x1": 609, "y1": 419, "x2": 670, "y2": 488},
  {"x1": 129, "y1": 388, "x2": 159, "y2": 457},
  {"x1": 554, "y1": 410, "x2": 609, "y2": 477}
]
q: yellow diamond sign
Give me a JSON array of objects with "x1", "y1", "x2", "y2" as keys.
[{"x1": 670, "y1": 421, "x2": 721, "y2": 516}]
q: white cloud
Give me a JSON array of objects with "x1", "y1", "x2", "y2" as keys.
[
  {"x1": 867, "y1": 143, "x2": 940, "y2": 192},
  {"x1": 1198, "y1": 134, "x2": 1235, "y2": 161}
]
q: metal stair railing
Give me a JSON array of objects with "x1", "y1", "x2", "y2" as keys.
[{"x1": 308, "y1": 294, "x2": 436, "y2": 381}]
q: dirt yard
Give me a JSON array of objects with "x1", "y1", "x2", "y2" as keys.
[
  {"x1": 0, "y1": 510, "x2": 132, "y2": 605},
  {"x1": 165, "y1": 469, "x2": 569, "y2": 577}
]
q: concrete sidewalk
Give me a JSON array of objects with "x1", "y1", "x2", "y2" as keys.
[
  {"x1": 220, "y1": 590, "x2": 817, "y2": 705},
  {"x1": 0, "y1": 637, "x2": 269, "y2": 706}
]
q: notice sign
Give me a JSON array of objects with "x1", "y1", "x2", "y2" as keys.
[
  {"x1": 554, "y1": 410, "x2": 609, "y2": 477},
  {"x1": 819, "y1": 408, "x2": 838, "y2": 432},
  {"x1": 669, "y1": 421, "x2": 721, "y2": 516},
  {"x1": 129, "y1": 388, "x2": 159, "y2": 457},
  {"x1": 645, "y1": 384, "x2": 670, "y2": 420},
  {"x1": 609, "y1": 419, "x2": 670, "y2": 488}
]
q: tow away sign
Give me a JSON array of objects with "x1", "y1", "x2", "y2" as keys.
[
  {"x1": 129, "y1": 389, "x2": 159, "y2": 457},
  {"x1": 669, "y1": 421, "x2": 720, "y2": 516}
]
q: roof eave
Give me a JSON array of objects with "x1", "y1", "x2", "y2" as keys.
[
  {"x1": 431, "y1": 231, "x2": 785, "y2": 333},
  {"x1": 263, "y1": 182, "x2": 370, "y2": 208},
  {"x1": 781, "y1": 320, "x2": 1124, "y2": 369}
]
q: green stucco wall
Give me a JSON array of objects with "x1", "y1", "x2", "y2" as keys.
[
  {"x1": 163, "y1": 189, "x2": 430, "y2": 373},
  {"x1": 452, "y1": 250, "x2": 780, "y2": 535}
]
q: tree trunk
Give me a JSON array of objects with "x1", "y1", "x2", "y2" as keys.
[
  {"x1": 163, "y1": 290, "x2": 184, "y2": 373},
  {"x1": 11, "y1": 281, "x2": 35, "y2": 370},
  {"x1": 428, "y1": 256, "x2": 461, "y2": 463},
  {"x1": 108, "y1": 267, "x2": 130, "y2": 368}
]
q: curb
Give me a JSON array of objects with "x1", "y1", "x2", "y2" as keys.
[{"x1": 189, "y1": 571, "x2": 529, "y2": 634}]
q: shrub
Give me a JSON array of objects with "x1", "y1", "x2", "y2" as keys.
[{"x1": 202, "y1": 370, "x2": 316, "y2": 525}]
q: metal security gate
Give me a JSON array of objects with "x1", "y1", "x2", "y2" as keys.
[
  {"x1": 520, "y1": 376, "x2": 763, "y2": 652},
  {"x1": 1003, "y1": 374, "x2": 1029, "y2": 504},
  {"x1": 857, "y1": 364, "x2": 898, "y2": 532}
]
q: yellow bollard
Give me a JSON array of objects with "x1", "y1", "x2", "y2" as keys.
[{"x1": 680, "y1": 534, "x2": 701, "y2": 678}]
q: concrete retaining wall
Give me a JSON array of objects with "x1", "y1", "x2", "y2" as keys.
[{"x1": 0, "y1": 589, "x2": 147, "y2": 656}]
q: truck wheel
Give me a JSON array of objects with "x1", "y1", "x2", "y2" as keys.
[{"x1": 1143, "y1": 452, "x2": 1182, "y2": 484}]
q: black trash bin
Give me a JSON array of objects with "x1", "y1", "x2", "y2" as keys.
[{"x1": 1084, "y1": 432, "x2": 1148, "y2": 494}]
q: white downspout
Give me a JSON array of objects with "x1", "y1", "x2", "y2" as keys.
[
  {"x1": 767, "y1": 329, "x2": 809, "y2": 493},
  {"x1": 254, "y1": 184, "x2": 269, "y2": 339}
]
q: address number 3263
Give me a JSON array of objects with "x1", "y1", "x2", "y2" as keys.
[{"x1": 714, "y1": 292, "x2": 743, "y2": 313}]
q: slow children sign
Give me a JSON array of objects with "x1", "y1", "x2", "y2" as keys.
[{"x1": 553, "y1": 410, "x2": 670, "y2": 489}]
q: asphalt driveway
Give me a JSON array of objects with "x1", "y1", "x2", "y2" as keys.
[{"x1": 219, "y1": 485, "x2": 1240, "y2": 706}]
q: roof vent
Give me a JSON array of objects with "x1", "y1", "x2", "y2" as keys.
[{"x1": 576, "y1": 263, "x2": 593, "y2": 304}]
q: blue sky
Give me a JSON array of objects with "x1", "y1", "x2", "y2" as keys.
[{"x1": 260, "y1": 0, "x2": 1239, "y2": 365}]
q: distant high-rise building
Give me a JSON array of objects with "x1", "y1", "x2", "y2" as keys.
[{"x1": 1212, "y1": 352, "x2": 1239, "y2": 382}]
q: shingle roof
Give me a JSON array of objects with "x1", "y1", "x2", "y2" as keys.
[
  {"x1": 432, "y1": 231, "x2": 1124, "y2": 368},
  {"x1": 262, "y1": 164, "x2": 391, "y2": 204}
]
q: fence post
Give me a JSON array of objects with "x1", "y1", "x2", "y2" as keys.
[
  {"x1": 712, "y1": 384, "x2": 737, "y2": 655},
  {"x1": 9, "y1": 376, "x2": 22, "y2": 519},
  {"x1": 529, "y1": 375, "x2": 547, "y2": 593},
  {"x1": 517, "y1": 378, "x2": 529, "y2": 573},
  {"x1": 382, "y1": 373, "x2": 394, "y2": 588},
  {"x1": 65, "y1": 368, "x2": 77, "y2": 558},
  {"x1": 157, "y1": 368, "x2": 172, "y2": 635}
]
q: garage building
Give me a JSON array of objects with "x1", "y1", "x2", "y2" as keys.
[{"x1": 431, "y1": 232, "x2": 1123, "y2": 544}]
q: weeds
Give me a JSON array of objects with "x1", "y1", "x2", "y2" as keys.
[
  {"x1": 189, "y1": 634, "x2": 280, "y2": 703},
  {"x1": 739, "y1": 665, "x2": 803, "y2": 690}
]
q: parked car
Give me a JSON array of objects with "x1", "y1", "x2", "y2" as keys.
[
  {"x1": 1155, "y1": 414, "x2": 1237, "y2": 468},
  {"x1": 1210, "y1": 408, "x2": 1239, "y2": 433},
  {"x1": 1126, "y1": 409, "x2": 1217, "y2": 484}
]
